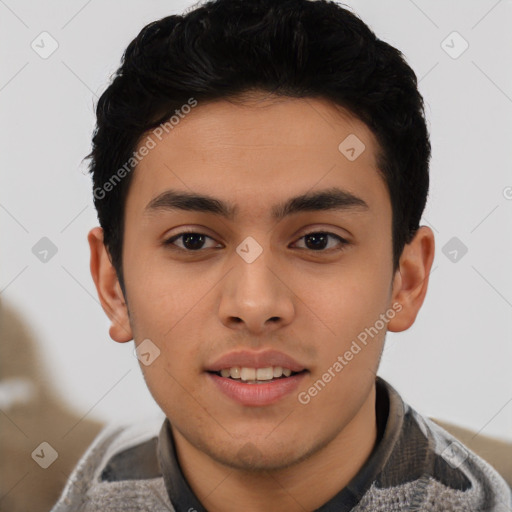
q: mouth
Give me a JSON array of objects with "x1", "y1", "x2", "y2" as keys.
[
  {"x1": 208, "y1": 366, "x2": 307, "y2": 384},
  {"x1": 206, "y1": 366, "x2": 309, "y2": 406},
  {"x1": 204, "y1": 350, "x2": 309, "y2": 406}
]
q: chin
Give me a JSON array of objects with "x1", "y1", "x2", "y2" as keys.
[{"x1": 204, "y1": 437, "x2": 314, "y2": 473}]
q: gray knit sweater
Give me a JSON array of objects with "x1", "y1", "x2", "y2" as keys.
[{"x1": 50, "y1": 378, "x2": 512, "y2": 511}]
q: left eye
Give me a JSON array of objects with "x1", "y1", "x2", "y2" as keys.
[
  {"x1": 163, "y1": 231, "x2": 348, "y2": 252},
  {"x1": 293, "y1": 232, "x2": 348, "y2": 252}
]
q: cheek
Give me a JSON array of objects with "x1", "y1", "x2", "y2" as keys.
[
  {"x1": 124, "y1": 252, "x2": 201, "y2": 337},
  {"x1": 140, "y1": 362, "x2": 203, "y2": 428},
  {"x1": 297, "y1": 265, "x2": 392, "y2": 394},
  {"x1": 309, "y1": 265, "x2": 391, "y2": 341},
  {"x1": 134, "y1": 311, "x2": 205, "y2": 416}
]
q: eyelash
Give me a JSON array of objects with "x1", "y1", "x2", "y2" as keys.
[{"x1": 163, "y1": 230, "x2": 349, "y2": 254}]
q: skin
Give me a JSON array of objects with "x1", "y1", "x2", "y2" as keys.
[{"x1": 88, "y1": 93, "x2": 435, "y2": 511}]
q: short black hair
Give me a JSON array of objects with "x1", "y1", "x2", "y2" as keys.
[{"x1": 86, "y1": 0, "x2": 431, "y2": 298}]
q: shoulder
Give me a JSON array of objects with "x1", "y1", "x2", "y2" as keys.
[
  {"x1": 363, "y1": 380, "x2": 511, "y2": 511},
  {"x1": 50, "y1": 415, "x2": 175, "y2": 512},
  {"x1": 417, "y1": 410, "x2": 512, "y2": 501}
]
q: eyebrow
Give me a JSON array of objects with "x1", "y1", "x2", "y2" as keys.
[{"x1": 144, "y1": 186, "x2": 369, "y2": 221}]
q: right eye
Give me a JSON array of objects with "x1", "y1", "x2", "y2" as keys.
[{"x1": 163, "y1": 231, "x2": 222, "y2": 252}]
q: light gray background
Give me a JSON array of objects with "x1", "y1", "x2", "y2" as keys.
[{"x1": 1, "y1": 0, "x2": 511, "y2": 441}]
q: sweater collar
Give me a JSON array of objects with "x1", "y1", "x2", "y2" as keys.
[{"x1": 157, "y1": 376, "x2": 402, "y2": 512}]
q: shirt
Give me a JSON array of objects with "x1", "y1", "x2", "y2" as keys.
[{"x1": 50, "y1": 377, "x2": 512, "y2": 511}]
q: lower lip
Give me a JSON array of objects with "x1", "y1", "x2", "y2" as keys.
[{"x1": 207, "y1": 372, "x2": 307, "y2": 406}]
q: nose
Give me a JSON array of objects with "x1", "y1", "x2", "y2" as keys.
[{"x1": 217, "y1": 244, "x2": 295, "y2": 335}]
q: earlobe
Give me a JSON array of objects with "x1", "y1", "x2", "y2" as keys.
[
  {"x1": 387, "y1": 226, "x2": 435, "y2": 333},
  {"x1": 88, "y1": 226, "x2": 133, "y2": 343}
]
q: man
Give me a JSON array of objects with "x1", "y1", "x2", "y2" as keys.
[{"x1": 51, "y1": 0, "x2": 512, "y2": 510}]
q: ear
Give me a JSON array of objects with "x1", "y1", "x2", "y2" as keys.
[
  {"x1": 387, "y1": 226, "x2": 435, "y2": 332},
  {"x1": 88, "y1": 226, "x2": 133, "y2": 343}
]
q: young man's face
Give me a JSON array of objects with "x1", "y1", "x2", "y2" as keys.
[{"x1": 90, "y1": 94, "x2": 433, "y2": 472}]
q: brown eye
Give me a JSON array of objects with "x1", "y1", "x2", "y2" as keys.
[
  {"x1": 293, "y1": 232, "x2": 349, "y2": 252},
  {"x1": 164, "y1": 232, "x2": 220, "y2": 251}
]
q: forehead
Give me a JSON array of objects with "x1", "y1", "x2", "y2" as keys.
[{"x1": 125, "y1": 95, "x2": 388, "y2": 220}]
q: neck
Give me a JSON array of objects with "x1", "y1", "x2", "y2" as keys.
[{"x1": 171, "y1": 384, "x2": 378, "y2": 512}]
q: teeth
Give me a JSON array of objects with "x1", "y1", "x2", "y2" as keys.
[
  {"x1": 218, "y1": 366, "x2": 297, "y2": 381},
  {"x1": 240, "y1": 367, "x2": 256, "y2": 381},
  {"x1": 256, "y1": 367, "x2": 273, "y2": 380}
]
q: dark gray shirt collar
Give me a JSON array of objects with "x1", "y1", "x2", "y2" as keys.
[{"x1": 157, "y1": 376, "x2": 400, "y2": 512}]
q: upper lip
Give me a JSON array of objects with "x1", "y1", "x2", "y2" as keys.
[{"x1": 205, "y1": 349, "x2": 307, "y2": 373}]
